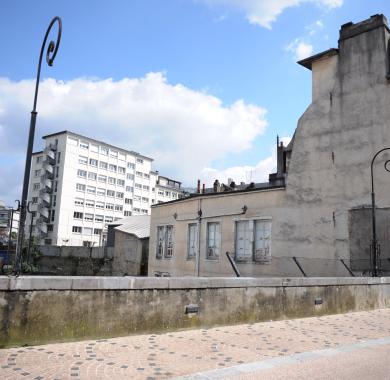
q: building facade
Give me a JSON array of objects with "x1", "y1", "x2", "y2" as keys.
[
  {"x1": 148, "y1": 15, "x2": 390, "y2": 277},
  {"x1": 27, "y1": 131, "x2": 184, "y2": 246}
]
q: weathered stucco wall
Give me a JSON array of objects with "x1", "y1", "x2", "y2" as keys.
[{"x1": 1, "y1": 276, "x2": 390, "y2": 348}]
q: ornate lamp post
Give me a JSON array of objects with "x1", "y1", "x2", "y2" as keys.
[
  {"x1": 14, "y1": 17, "x2": 62, "y2": 274},
  {"x1": 370, "y1": 147, "x2": 390, "y2": 277}
]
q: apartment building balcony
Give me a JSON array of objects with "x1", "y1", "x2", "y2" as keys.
[{"x1": 38, "y1": 203, "x2": 50, "y2": 220}]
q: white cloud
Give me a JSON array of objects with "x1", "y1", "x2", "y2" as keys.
[
  {"x1": 0, "y1": 73, "x2": 268, "y2": 203},
  {"x1": 286, "y1": 38, "x2": 313, "y2": 60},
  {"x1": 199, "y1": 136, "x2": 291, "y2": 187},
  {"x1": 197, "y1": 0, "x2": 342, "y2": 28},
  {"x1": 306, "y1": 19, "x2": 324, "y2": 35}
]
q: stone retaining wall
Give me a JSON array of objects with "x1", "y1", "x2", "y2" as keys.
[{"x1": 1, "y1": 276, "x2": 390, "y2": 347}]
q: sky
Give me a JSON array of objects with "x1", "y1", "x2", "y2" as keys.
[{"x1": 1, "y1": 0, "x2": 390, "y2": 205}]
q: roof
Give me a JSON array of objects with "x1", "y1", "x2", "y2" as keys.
[
  {"x1": 109, "y1": 215, "x2": 150, "y2": 239},
  {"x1": 297, "y1": 48, "x2": 339, "y2": 70},
  {"x1": 151, "y1": 182, "x2": 286, "y2": 208},
  {"x1": 41, "y1": 130, "x2": 154, "y2": 162}
]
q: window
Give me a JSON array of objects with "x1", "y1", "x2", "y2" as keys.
[
  {"x1": 136, "y1": 171, "x2": 143, "y2": 177},
  {"x1": 55, "y1": 166, "x2": 59, "y2": 178},
  {"x1": 94, "y1": 228, "x2": 102, "y2": 235},
  {"x1": 156, "y1": 226, "x2": 165, "y2": 259},
  {"x1": 77, "y1": 169, "x2": 87, "y2": 178},
  {"x1": 116, "y1": 191, "x2": 124, "y2": 199},
  {"x1": 141, "y1": 209, "x2": 148, "y2": 214},
  {"x1": 97, "y1": 188, "x2": 105, "y2": 196},
  {"x1": 31, "y1": 211, "x2": 37, "y2": 218},
  {"x1": 165, "y1": 191, "x2": 171, "y2": 197},
  {"x1": 34, "y1": 169, "x2": 41, "y2": 177},
  {"x1": 144, "y1": 173, "x2": 150, "y2": 179},
  {"x1": 124, "y1": 211, "x2": 132, "y2": 216},
  {"x1": 118, "y1": 152, "x2": 126, "y2": 161},
  {"x1": 206, "y1": 222, "x2": 220, "y2": 260},
  {"x1": 188, "y1": 224, "x2": 197, "y2": 259},
  {"x1": 96, "y1": 201, "x2": 104, "y2": 209},
  {"x1": 143, "y1": 185, "x2": 149, "y2": 191},
  {"x1": 89, "y1": 158, "x2": 98, "y2": 167},
  {"x1": 158, "y1": 190, "x2": 164, "y2": 196},
  {"x1": 95, "y1": 214, "x2": 104, "y2": 222},
  {"x1": 54, "y1": 180, "x2": 58, "y2": 193},
  {"x1": 57, "y1": 152, "x2": 61, "y2": 164},
  {"x1": 32, "y1": 197, "x2": 38, "y2": 204},
  {"x1": 127, "y1": 162, "x2": 135, "y2": 169},
  {"x1": 109, "y1": 164, "x2": 117, "y2": 172},
  {"x1": 133, "y1": 208, "x2": 141, "y2": 213},
  {"x1": 108, "y1": 177, "x2": 116, "y2": 185},
  {"x1": 52, "y1": 195, "x2": 57, "y2": 207},
  {"x1": 115, "y1": 204, "x2": 123, "y2": 212},
  {"x1": 80, "y1": 141, "x2": 89, "y2": 149},
  {"x1": 33, "y1": 183, "x2": 40, "y2": 191},
  {"x1": 118, "y1": 166, "x2": 126, "y2": 174},
  {"x1": 136, "y1": 158, "x2": 143, "y2": 164},
  {"x1": 235, "y1": 221, "x2": 252, "y2": 262},
  {"x1": 74, "y1": 212, "x2": 83, "y2": 219},
  {"x1": 134, "y1": 195, "x2": 141, "y2": 202},
  {"x1": 135, "y1": 183, "x2": 142, "y2": 189},
  {"x1": 99, "y1": 161, "x2": 108, "y2": 170},
  {"x1": 172, "y1": 193, "x2": 177, "y2": 199},
  {"x1": 79, "y1": 155, "x2": 88, "y2": 165},
  {"x1": 84, "y1": 213, "x2": 94, "y2": 221},
  {"x1": 47, "y1": 224, "x2": 53, "y2": 232},
  {"x1": 86, "y1": 186, "x2": 96, "y2": 194},
  {"x1": 85, "y1": 199, "x2": 95, "y2": 208},
  {"x1": 107, "y1": 190, "x2": 115, "y2": 197},
  {"x1": 105, "y1": 216, "x2": 113, "y2": 223},
  {"x1": 84, "y1": 227, "x2": 93, "y2": 235},
  {"x1": 125, "y1": 198, "x2": 132, "y2": 205},
  {"x1": 100, "y1": 147, "x2": 109, "y2": 156},
  {"x1": 152, "y1": 187, "x2": 155, "y2": 192},
  {"x1": 76, "y1": 183, "x2": 86, "y2": 192},
  {"x1": 126, "y1": 186, "x2": 134, "y2": 193},
  {"x1": 152, "y1": 199, "x2": 155, "y2": 204},
  {"x1": 117, "y1": 179, "x2": 125, "y2": 187},
  {"x1": 127, "y1": 173, "x2": 134, "y2": 180},
  {"x1": 142, "y1": 197, "x2": 149, "y2": 203},
  {"x1": 88, "y1": 172, "x2": 97, "y2": 181},
  {"x1": 253, "y1": 220, "x2": 272, "y2": 263},
  {"x1": 165, "y1": 225, "x2": 173, "y2": 258},
  {"x1": 90, "y1": 144, "x2": 99, "y2": 153},
  {"x1": 98, "y1": 174, "x2": 107, "y2": 183},
  {"x1": 106, "y1": 203, "x2": 114, "y2": 210},
  {"x1": 109, "y1": 149, "x2": 118, "y2": 158},
  {"x1": 36, "y1": 156, "x2": 42, "y2": 163},
  {"x1": 75, "y1": 198, "x2": 84, "y2": 206}
]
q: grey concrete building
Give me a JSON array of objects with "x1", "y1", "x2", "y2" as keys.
[
  {"x1": 107, "y1": 215, "x2": 150, "y2": 276},
  {"x1": 148, "y1": 15, "x2": 390, "y2": 277}
]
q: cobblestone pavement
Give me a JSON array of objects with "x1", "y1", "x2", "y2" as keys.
[{"x1": 1, "y1": 309, "x2": 390, "y2": 380}]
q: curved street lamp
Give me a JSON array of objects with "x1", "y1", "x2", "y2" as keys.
[
  {"x1": 370, "y1": 147, "x2": 390, "y2": 277},
  {"x1": 14, "y1": 17, "x2": 62, "y2": 274}
]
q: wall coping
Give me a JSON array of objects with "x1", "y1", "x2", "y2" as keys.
[{"x1": 1, "y1": 276, "x2": 390, "y2": 291}]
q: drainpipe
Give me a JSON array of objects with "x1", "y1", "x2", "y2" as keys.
[{"x1": 196, "y1": 198, "x2": 202, "y2": 277}]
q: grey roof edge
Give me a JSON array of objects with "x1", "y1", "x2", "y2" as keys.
[
  {"x1": 151, "y1": 185, "x2": 286, "y2": 208},
  {"x1": 297, "y1": 48, "x2": 339, "y2": 70},
  {"x1": 41, "y1": 130, "x2": 154, "y2": 162}
]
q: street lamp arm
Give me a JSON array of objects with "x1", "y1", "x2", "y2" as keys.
[
  {"x1": 370, "y1": 147, "x2": 390, "y2": 277},
  {"x1": 33, "y1": 16, "x2": 62, "y2": 112}
]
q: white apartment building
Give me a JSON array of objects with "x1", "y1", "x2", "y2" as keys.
[{"x1": 26, "y1": 131, "x2": 184, "y2": 246}]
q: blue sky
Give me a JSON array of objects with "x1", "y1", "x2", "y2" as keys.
[{"x1": 1, "y1": 0, "x2": 390, "y2": 204}]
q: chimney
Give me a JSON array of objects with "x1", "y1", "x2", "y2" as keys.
[
  {"x1": 213, "y1": 179, "x2": 220, "y2": 193},
  {"x1": 197, "y1": 179, "x2": 200, "y2": 194},
  {"x1": 202, "y1": 183, "x2": 205, "y2": 194}
]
